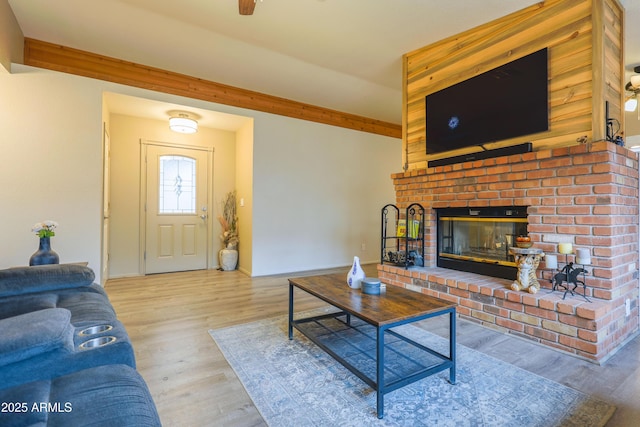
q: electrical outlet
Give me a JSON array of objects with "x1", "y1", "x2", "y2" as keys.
[
  {"x1": 361, "y1": 243, "x2": 366, "y2": 251},
  {"x1": 625, "y1": 298, "x2": 631, "y2": 316}
]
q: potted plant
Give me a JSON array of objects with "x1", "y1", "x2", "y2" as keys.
[{"x1": 218, "y1": 191, "x2": 238, "y2": 270}]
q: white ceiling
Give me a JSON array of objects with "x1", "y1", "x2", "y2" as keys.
[{"x1": 7, "y1": 0, "x2": 640, "y2": 131}]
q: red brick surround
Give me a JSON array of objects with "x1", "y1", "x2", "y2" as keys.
[{"x1": 379, "y1": 142, "x2": 639, "y2": 362}]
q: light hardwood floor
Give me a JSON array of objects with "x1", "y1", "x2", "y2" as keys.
[{"x1": 105, "y1": 265, "x2": 640, "y2": 426}]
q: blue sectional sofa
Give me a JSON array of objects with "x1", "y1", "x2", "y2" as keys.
[{"x1": 0, "y1": 264, "x2": 161, "y2": 426}]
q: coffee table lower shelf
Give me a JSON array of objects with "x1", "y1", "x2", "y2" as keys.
[{"x1": 289, "y1": 308, "x2": 456, "y2": 418}]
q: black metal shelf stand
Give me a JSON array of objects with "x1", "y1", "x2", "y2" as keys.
[{"x1": 381, "y1": 203, "x2": 425, "y2": 268}]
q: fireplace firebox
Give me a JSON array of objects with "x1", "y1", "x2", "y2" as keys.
[{"x1": 437, "y1": 206, "x2": 528, "y2": 279}]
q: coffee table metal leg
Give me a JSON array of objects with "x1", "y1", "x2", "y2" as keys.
[
  {"x1": 288, "y1": 283, "x2": 294, "y2": 340},
  {"x1": 376, "y1": 326, "x2": 384, "y2": 419},
  {"x1": 449, "y1": 310, "x2": 456, "y2": 384}
]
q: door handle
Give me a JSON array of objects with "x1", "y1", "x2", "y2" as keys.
[{"x1": 200, "y1": 214, "x2": 207, "y2": 221}]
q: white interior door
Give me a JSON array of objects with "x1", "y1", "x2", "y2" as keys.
[{"x1": 144, "y1": 144, "x2": 210, "y2": 274}]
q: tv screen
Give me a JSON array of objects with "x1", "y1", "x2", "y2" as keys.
[{"x1": 425, "y1": 48, "x2": 548, "y2": 155}]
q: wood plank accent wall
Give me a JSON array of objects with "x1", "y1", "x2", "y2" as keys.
[
  {"x1": 23, "y1": 38, "x2": 401, "y2": 139},
  {"x1": 402, "y1": 0, "x2": 624, "y2": 171},
  {"x1": 593, "y1": 0, "x2": 625, "y2": 144}
]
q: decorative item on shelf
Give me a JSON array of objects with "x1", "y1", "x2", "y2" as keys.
[
  {"x1": 396, "y1": 219, "x2": 420, "y2": 239},
  {"x1": 558, "y1": 242, "x2": 573, "y2": 254},
  {"x1": 544, "y1": 254, "x2": 558, "y2": 270},
  {"x1": 396, "y1": 219, "x2": 407, "y2": 237},
  {"x1": 576, "y1": 248, "x2": 591, "y2": 265},
  {"x1": 509, "y1": 247, "x2": 544, "y2": 293},
  {"x1": 29, "y1": 220, "x2": 60, "y2": 266},
  {"x1": 408, "y1": 250, "x2": 424, "y2": 267},
  {"x1": 347, "y1": 256, "x2": 366, "y2": 289},
  {"x1": 386, "y1": 250, "x2": 406, "y2": 265},
  {"x1": 362, "y1": 277, "x2": 381, "y2": 295},
  {"x1": 217, "y1": 191, "x2": 238, "y2": 271},
  {"x1": 515, "y1": 235, "x2": 533, "y2": 248},
  {"x1": 547, "y1": 244, "x2": 591, "y2": 302}
]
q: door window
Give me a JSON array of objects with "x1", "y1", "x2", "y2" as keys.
[{"x1": 158, "y1": 155, "x2": 196, "y2": 214}]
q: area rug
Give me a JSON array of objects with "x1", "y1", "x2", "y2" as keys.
[{"x1": 209, "y1": 312, "x2": 615, "y2": 427}]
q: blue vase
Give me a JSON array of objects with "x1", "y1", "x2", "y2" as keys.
[{"x1": 29, "y1": 237, "x2": 60, "y2": 266}]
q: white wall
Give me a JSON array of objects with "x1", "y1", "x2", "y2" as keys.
[
  {"x1": 0, "y1": 65, "x2": 104, "y2": 274},
  {"x1": 0, "y1": 64, "x2": 401, "y2": 281},
  {"x1": 251, "y1": 116, "x2": 400, "y2": 276}
]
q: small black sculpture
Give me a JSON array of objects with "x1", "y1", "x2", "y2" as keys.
[
  {"x1": 551, "y1": 271, "x2": 566, "y2": 288},
  {"x1": 550, "y1": 262, "x2": 590, "y2": 301},
  {"x1": 569, "y1": 267, "x2": 587, "y2": 287}
]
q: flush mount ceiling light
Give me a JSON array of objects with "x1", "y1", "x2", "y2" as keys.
[{"x1": 169, "y1": 111, "x2": 198, "y2": 134}]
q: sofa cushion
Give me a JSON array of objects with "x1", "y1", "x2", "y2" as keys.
[
  {"x1": 0, "y1": 264, "x2": 95, "y2": 298},
  {"x1": 0, "y1": 293, "x2": 58, "y2": 320},
  {"x1": 0, "y1": 288, "x2": 116, "y2": 325},
  {"x1": 0, "y1": 308, "x2": 74, "y2": 366},
  {"x1": 57, "y1": 292, "x2": 117, "y2": 326},
  {"x1": 0, "y1": 364, "x2": 161, "y2": 427}
]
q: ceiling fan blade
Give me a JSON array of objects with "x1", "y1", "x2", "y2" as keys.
[{"x1": 239, "y1": 0, "x2": 256, "y2": 15}]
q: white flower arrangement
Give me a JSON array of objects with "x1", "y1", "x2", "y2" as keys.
[{"x1": 32, "y1": 220, "x2": 59, "y2": 238}]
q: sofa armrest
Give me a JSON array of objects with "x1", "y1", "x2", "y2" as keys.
[
  {"x1": 0, "y1": 308, "x2": 74, "y2": 366},
  {"x1": 0, "y1": 264, "x2": 95, "y2": 298}
]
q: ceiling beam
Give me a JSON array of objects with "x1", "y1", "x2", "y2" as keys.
[{"x1": 23, "y1": 38, "x2": 401, "y2": 138}]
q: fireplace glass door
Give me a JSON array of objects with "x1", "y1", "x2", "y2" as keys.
[{"x1": 437, "y1": 207, "x2": 527, "y2": 279}]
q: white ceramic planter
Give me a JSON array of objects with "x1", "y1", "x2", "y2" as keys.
[{"x1": 219, "y1": 249, "x2": 238, "y2": 271}]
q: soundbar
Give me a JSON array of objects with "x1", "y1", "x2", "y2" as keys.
[{"x1": 428, "y1": 142, "x2": 533, "y2": 167}]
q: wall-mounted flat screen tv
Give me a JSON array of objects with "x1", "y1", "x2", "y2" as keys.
[{"x1": 425, "y1": 48, "x2": 548, "y2": 155}]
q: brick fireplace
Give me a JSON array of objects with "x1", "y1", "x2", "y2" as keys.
[{"x1": 378, "y1": 142, "x2": 640, "y2": 363}]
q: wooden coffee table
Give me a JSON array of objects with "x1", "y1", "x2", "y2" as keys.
[{"x1": 288, "y1": 273, "x2": 456, "y2": 419}]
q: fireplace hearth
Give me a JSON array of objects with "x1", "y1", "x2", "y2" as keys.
[
  {"x1": 437, "y1": 206, "x2": 528, "y2": 279},
  {"x1": 380, "y1": 143, "x2": 639, "y2": 363}
]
